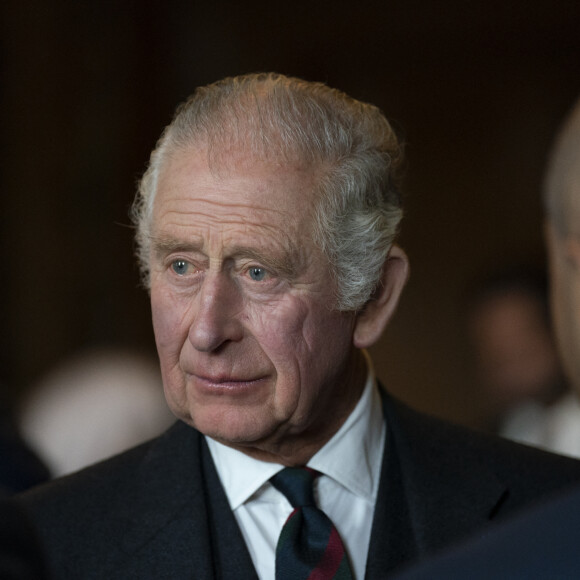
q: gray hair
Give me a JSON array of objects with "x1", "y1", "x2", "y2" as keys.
[
  {"x1": 544, "y1": 97, "x2": 580, "y2": 237},
  {"x1": 132, "y1": 73, "x2": 404, "y2": 311}
]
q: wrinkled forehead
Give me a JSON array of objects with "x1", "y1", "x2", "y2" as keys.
[
  {"x1": 208, "y1": 137, "x2": 319, "y2": 183},
  {"x1": 163, "y1": 135, "x2": 327, "y2": 201},
  {"x1": 155, "y1": 144, "x2": 325, "y2": 222},
  {"x1": 207, "y1": 144, "x2": 312, "y2": 181}
]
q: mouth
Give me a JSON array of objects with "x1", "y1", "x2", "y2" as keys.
[{"x1": 189, "y1": 373, "x2": 268, "y2": 392}]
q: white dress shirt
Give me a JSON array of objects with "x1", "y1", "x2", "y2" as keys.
[{"x1": 206, "y1": 352, "x2": 386, "y2": 580}]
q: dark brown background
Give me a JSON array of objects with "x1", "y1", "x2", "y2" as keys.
[{"x1": 2, "y1": 0, "x2": 580, "y2": 428}]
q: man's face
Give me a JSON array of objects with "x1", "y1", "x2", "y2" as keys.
[{"x1": 149, "y1": 148, "x2": 363, "y2": 460}]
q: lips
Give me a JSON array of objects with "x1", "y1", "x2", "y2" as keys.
[
  {"x1": 188, "y1": 372, "x2": 268, "y2": 391},
  {"x1": 198, "y1": 374, "x2": 261, "y2": 384}
]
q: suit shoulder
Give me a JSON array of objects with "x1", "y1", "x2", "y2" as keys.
[
  {"x1": 12, "y1": 422, "x2": 205, "y2": 578},
  {"x1": 387, "y1": 395, "x2": 580, "y2": 490},
  {"x1": 18, "y1": 435, "x2": 153, "y2": 509},
  {"x1": 16, "y1": 421, "x2": 199, "y2": 523}
]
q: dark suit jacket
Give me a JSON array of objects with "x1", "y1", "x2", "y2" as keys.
[
  {"x1": 392, "y1": 484, "x2": 580, "y2": 580},
  {"x1": 14, "y1": 390, "x2": 580, "y2": 579},
  {"x1": 0, "y1": 500, "x2": 48, "y2": 580}
]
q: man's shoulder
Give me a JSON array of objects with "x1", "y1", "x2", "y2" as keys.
[
  {"x1": 13, "y1": 421, "x2": 204, "y2": 545},
  {"x1": 400, "y1": 395, "x2": 579, "y2": 456},
  {"x1": 12, "y1": 421, "x2": 208, "y2": 578},
  {"x1": 18, "y1": 420, "x2": 198, "y2": 510},
  {"x1": 392, "y1": 483, "x2": 580, "y2": 580},
  {"x1": 384, "y1": 391, "x2": 580, "y2": 502},
  {"x1": 18, "y1": 436, "x2": 151, "y2": 514}
]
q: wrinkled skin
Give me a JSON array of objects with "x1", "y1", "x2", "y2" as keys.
[{"x1": 149, "y1": 149, "x2": 370, "y2": 464}]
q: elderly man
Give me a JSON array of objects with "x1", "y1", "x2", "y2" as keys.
[
  {"x1": 13, "y1": 75, "x2": 580, "y2": 579},
  {"x1": 394, "y1": 97, "x2": 580, "y2": 579}
]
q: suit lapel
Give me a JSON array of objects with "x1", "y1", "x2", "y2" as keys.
[
  {"x1": 365, "y1": 418, "x2": 418, "y2": 578},
  {"x1": 105, "y1": 421, "x2": 256, "y2": 579},
  {"x1": 365, "y1": 388, "x2": 507, "y2": 578},
  {"x1": 111, "y1": 422, "x2": 216, "y2": 579}
]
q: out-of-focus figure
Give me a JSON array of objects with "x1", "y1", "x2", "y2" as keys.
[
  {"x1": 466, "y1": 269, "x2": 576, "y2": 454},
  {"x1": 18, "y1": 348, "x2": 175, "y2": 477}
]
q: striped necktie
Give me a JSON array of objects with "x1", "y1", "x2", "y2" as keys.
[{"x1": 271, "y1": 467, "x2": 354, "y2": 580}]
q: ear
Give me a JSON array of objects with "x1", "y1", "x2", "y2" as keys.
[{"x1": 353, "y1": 245, "x2": 409, "y2": 349}]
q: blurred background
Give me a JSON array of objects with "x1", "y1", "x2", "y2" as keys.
[{"x1": 2, "y1": 0, "x2": 580, "y2": 437}]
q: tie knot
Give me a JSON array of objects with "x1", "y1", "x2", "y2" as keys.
[{"x1": 271, "y1": 467, "x2": 319, "y2": 508}]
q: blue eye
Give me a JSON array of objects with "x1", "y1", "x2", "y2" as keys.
[
  {"x1": 248, "y1": 267, "x2": 266, "y2": 281},
  {"x1": 171, "y1": 260, "x2": 189, "y2": 275}
]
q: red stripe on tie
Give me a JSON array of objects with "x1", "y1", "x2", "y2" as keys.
[
  {"x1": 286, "y1": 507, "x2": 299, "y2": 522},
  {"x1": 307, "y1": 526, "x2": 345, "y2": 580}
]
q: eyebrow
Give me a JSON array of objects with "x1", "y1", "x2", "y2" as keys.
[
  {"x1": 151, "y1": 236, "x2": 203, "y2": 258},
  {"x1": 150, "y1": 235, "x2": 302, "y2": 279}
]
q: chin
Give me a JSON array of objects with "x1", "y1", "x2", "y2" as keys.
[{"x1": 193, "y1": 408, "x2": 278, "y2": 448}]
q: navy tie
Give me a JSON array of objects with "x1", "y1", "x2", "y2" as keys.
[{"x1": 271, "y1": 467, "x2": 354, "y2": 580}]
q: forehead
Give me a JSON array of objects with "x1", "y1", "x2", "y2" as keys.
[{"x1": 156, "y1": 146, "x2": 320, "y2": 212}]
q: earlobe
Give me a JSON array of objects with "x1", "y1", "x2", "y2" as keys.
[{"x1": 353, "y1": 245, "x2": 409, "y2": 349}]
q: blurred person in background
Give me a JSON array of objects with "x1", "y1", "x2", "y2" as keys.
[
  {"x1": 394, "y1": 94, "x2": 580, "y2": 579},
  {"x1": 466, "y1": 268, "x2": 574, "y2": 453},
  {"x1": 18, "y1": 347, "x2": 174, "y2": 477}
]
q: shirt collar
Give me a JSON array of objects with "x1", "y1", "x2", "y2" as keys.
[{"x1": 206, "y1": 350, "x2": 385, "y2": 510}]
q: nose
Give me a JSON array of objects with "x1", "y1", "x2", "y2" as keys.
[{"x1": 188, "y1": 272, "x2": 244, "y2": 352}]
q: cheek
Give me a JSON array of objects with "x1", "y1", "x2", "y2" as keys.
[
  {"x1": 304, "y1": 313, "x2": 355, "y2": 380},
  {"x1": 246, "y1": 297, "x2": 353, "y2": 379},
  {"x1": 151, "y1": 287, "x2": 190, "y2": 354},
  {"x1": 252, "y1": 295, "x2": 314, "y2": 345},
  {"x1": 150, "y1": 288, "x2": 192, "y2": 416}
]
